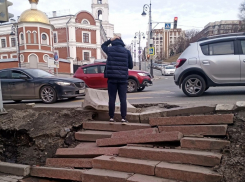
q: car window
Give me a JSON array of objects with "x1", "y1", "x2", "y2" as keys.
[
  {"x1": 83, "y1": 66, "x2": 99, "y2": 74},
  {"x1": 100, "y1": 65, "x2": 106, "y2": 73},
  {"x1": 0, "y1": 70, "x2": 10, "y2": 79},
  {"x1": 240, "y1": 41, "x2": 245, "y2": 54},
  {"x1": 209, "y1": 41, "x2": 234, "y2": 55},
  {"x1": 11, "y1": 71, "x2": 29, "y2": 79},
  {"x1": 201, "y1": 45, "x2": 209, "y2": 55}
]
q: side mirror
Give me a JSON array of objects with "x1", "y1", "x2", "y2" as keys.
[{"x1": 20, "y1": 75, "x2": 28, "y2": 80}]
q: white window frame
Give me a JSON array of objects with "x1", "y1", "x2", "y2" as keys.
[
  {"x1": 26, "y1": 30, "x2": 31, "y2": 44},
  {"x1": 82, "y1": 31, "x2": 91, "y2": 43},
  {"x1": 81, "y1": 19, "x2": 90, "y2": 25},
  {"x1": 82, "y1": 50, "x2": 91, "y2": 61},
  {"x1": 9, "y1": 36, "x2": 16, "y2": 47},
  {"x1": 41, "y1": 33, "x2": 49, "y2": 45},
  {"x1": 53, "y1": 31, "x2": 58, "y2": 43},
  {"x1": 32, "y1": 31, "x2": 37, "y2": 44},
  {"x1": 43, "y1": 54, "x2": 49, "y2": 63},
  {"x1": 19, "y1": 32, "x2": 24, "y2": 45},
  {"x1": 10, "y1": 53, "x2": 17, "y2": 58},
  {"x1": 1, "y1": 54, "x2": 8, "y2": 59},
  {"x1": 0, "y1": 37, "x2": 7, "y2": 48},
  {"x1": 20, "y1": 54, "x2": 24, "y2": 63}
]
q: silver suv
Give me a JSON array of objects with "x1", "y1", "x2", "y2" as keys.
[{"x1": 174, "y1": 33, "x2": 245, "y2": 97}]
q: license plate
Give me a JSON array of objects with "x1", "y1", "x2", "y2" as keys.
[{"x1": 79, "y1": 90, "x2": 85, "y2": 94}]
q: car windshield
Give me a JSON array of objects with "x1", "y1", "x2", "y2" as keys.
[
  {"x1": 165, "y1": 66, "x2": 175, "y2": 69},
  {"x1": 25, "y1": 69, "x2": 54, "y2": 77}
]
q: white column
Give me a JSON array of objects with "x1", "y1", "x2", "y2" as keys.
[{"x1": 67, "y1": 57, "x2": 74, "y2": 74}]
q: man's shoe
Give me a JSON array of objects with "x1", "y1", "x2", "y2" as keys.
[
  {"x1": 121, "y1": 119, "x2": 129, "y2": 125},
  {"x1": 109, "y1": 118, "x2": 115, "y2": 124}
]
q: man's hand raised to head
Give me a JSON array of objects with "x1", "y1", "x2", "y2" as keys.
[{"x1": 111, "y1": 36, "x2": 120, "y2": 41}]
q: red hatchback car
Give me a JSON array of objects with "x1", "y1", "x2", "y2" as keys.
[{"x1": 74, "y1": 62, "x2": 153, "y2": 93}]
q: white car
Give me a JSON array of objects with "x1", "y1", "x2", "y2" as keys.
[{"x1": 162, "y1": 65, "x2": 176, "y2": 76}]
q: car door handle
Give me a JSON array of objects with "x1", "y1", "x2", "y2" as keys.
[{"x1": 202, "y1": 61, "x2": 210, "y2": 65}]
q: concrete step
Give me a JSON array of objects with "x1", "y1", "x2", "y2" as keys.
[
  {"x1": 0, "y1": 162, "x2": 30, "y2": 177},
  {"x1": 55, "y1": 147, "x2": 119, "y2": 157},
  {"x1": 181, "y1": 137, "x2": 230, "y2": 150},
  {"x1": 82, "y1": 168, "x2": 133, "y2": 182},
  {"x1": 75, "y1": 142, "x2": 97, "y2": 148},
  {"x1": 158, "y1": 125, "x2": 227, "y2": 136},
  {"x1": 75, "y1": 130, "x2": 113, "y2": 141},
  {"x1": 111, "y1": 128, "x2": 159, "y2": 138},
  {"x1": 46, "y1": 158, "x2": 92, "y2": 168},
  {"x1": 30, "y1": 166, "x2": 84, "y2": 181},
  {"x1": 96, "y1": 131, "x2": 183, "y2": 147},
  {"x1": 119, "y1": 146, "x2": 222, "y2": 167},
  {"x1": 83, "y1": 121, "x2": 151, "y2": 132},
  {"x1": 92, "y1": 155, "x2": 160, "y2": 176},
  {"x1": 150, "y1": 114, "x2": 234, "y2": 126},
  {"x1": 127, "y1": 174, "x2": 179, "y2": 182},
  {"x1": 155, "y1": 162, "x2": 222, "y2": 182}
]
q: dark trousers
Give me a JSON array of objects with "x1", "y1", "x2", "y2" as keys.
[{"x1": 108, "y1": 80, "x2": 127, "y2": 119}]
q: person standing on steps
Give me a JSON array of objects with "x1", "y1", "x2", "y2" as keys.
[{"x1": 101, "y1": 36, "x2": 133, "y2": 125}]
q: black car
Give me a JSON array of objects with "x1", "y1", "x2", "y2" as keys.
[{"x1": 0, "y1": 68, "x2": 85, "y2": 104}]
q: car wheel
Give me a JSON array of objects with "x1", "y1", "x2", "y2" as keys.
[
  {"x1": 182, "y1": 74, "x2": 206, "y2": 97},
  {"x1": 40, "y1": 86, "x2": 57, "y2": 104},
  {"x1": 13, "y1": 100, "x2": 22, "y2": 103},
  {"x1": 137, "y1": 86, "x2": 145, "y2": 92},
  {"x1": 128, "y1": 79, "x2": 138, "y2": 93}
]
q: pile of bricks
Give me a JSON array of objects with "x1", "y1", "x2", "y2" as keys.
[{"x1": 18, "y1": 114, "x2": 233, "y2": 182}]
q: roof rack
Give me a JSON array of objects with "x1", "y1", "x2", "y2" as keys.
[{"x1": 198, "y1": 32, "x2": 245, "y2": 42}]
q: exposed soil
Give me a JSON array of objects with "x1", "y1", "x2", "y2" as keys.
[
  {"x1": 0, "y1": 108, "x2": 94, "y2": 165},
  {"x1": 218, "y1": 110, "x2": 245, "y2": 182},
  {"x1": 133, "y1": 103, "x2": 179, "y2": 109}
]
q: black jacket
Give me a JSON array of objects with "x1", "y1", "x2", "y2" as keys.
[{"x1": 101, "y1": 39, "x2": 133, "y2": 80}]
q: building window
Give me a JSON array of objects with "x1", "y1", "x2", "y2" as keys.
[
  {"x1": 82, "y1": 20, "x2": 89, "y2": 24},
  {"x1": 1, "y1": 39, "x2": 6, "y2": 48},
  {"x1": 33, "y1": 32, "x2": 37, "y2": 44},
  {"x1": 41, "y1": 33, "x2": 49, "y2": 45},
  {"x1": 84, "y1": 52, "x2": 90, "y2": 61},
  {"x1": 98, "y1": 0, "x2": 102, "y2": 4},
  {"x1": 11, "y1": 38, "x2": 16, "y2": 47},
  {"x1": 20, "y1": 33, "x2": 24, "y2": 44},
  {"x1": 53, "y1": 32, "x2": 58, "y2": 43},
  {"x1": 27, "y1": 31, "x2": 31, "y2": 44},
  {"x1": 43, "y1": 54, "x2": 49, "y2": 63},
  {"x1": 1, "y1": 55, "x2": 8, "y2": 59},
  {"x1": 20, "y1": 54, "x2": 24, "y2": 63},
  {"x1": 83, "y1": 33, "x2": 90, "y2": 43}
]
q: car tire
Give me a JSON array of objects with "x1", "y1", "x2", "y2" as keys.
[
  {"x1": 128, "y1": 79, "x2": 138, "y2": 93},
  {"x1": 182, "y1": 74, "x2": 206, "y2": 97},
  {"x1": 13, "y1": 100, "x2": 22, "y2": 103},
  {"x1": 137, "y1": 86, "x2": 145, "y2": 92},
  {"x1": 40, "y1": 86, "x2": 57, "y2": 104}
]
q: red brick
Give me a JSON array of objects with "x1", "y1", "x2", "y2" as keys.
[
  {"x1": 111, "y1": 128, "x2": 159, "y2": 138},
  {"x1": 83, "y1": 121, "x2": 151, "y2": 132},
  {"x1": 119, "y1": 146, "x2": 222, "y2": 167},
  {"x1": 55, "y1": 147, "x2": 119, "y2": 157},
  {"x1": 155, "y1": 162, "x2": 222, "y2": 182},
  {"x1": 46, "y1": 158, "x2": 92, "y2": 168},
  {"x1": 30, "y1": 166, "x2": 84, "y2": 181},
  {"x1": 127, "y1": 174, "x2": 177, "y2": 182},
  {"x1": 159, "y1": 125, "x2": 227, "y2": 136},
  {"x1": 150, "y1": 114, "x2": 234, "y2": 126},
  {"x1": 75, "y1": 130, "x2": 113, "y2": 141},
  {"x1": 181, "y1": 137, "x2": 230, "y2": 150},
  {"x1": 93, "y1": 155, "x2": 160, "y2": 176},
  {"x1": 96, "y1": 131, "x2": 183, "y2": 147},
  {"x1": 82, "y1": 169, "x2": 133, "y2": 182}
]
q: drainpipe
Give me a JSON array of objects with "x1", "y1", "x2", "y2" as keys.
[{"x1": 66, "y1": 16, "x2": 72, "y2": 58}]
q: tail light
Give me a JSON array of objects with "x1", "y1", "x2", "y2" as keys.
[{"x1": 176, "y1": 59, "x2": 187, "y2": 68}]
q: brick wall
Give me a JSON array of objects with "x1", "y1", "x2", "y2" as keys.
[
  {"x1": 0, "y1": 61, "x2": 18, "y2": 70},
  {"x1": 59, "y1": 62, "x2": 70, "y2": 73}
]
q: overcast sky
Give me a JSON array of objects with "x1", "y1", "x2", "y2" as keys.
[{"x1": 9, "y1": 0, "x2": 244, "y2": 45}]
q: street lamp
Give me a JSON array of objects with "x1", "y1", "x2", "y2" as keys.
[
  {"x1": 134, "y1": 31, "x2": 145, "y2": 70},
  {"x1": 10, "y1": 19, "x2": 21, "y2": 68},
  {"x1": 142, "y1": 2, "x2": 153, "y2": 77}
]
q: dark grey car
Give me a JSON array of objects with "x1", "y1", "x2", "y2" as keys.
[{"x1": 0, "y1": 68, "x2": 85, "y2": 103}]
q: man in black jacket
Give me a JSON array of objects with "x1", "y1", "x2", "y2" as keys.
[{"x1": 101, "y1": 36, "x2": 133, "y2": 124}]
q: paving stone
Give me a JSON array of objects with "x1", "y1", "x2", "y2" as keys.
[
  {"x1": 83, "y1": 121, "x2": 151, "y2": 132},
  {"x1": 181, "y1": 137, "x2": 230, "y2": 150},
  {"x1": 30, "y1": 166, "x2": 84, "y2": 181},
  {"x1": 75, "y1": 130, "x2": 113, "y2": 141},
  {"x1": 55, "y1": 147, "x2": 119, "y2": 157},
  {"x1": 75, "y1": 142, "x2": 97, "y2": 148},
  {"x1": 96, "y1": 131, "x2": 183, "y2": 147},
  {"x1": 119, "y1": 146, "x2": 222, "y2": 167},
  {"x1": 82, "y1": 168, "x2": 133, "y2": 182},
  {"x1": 111, "y1": 128, "x2": 159, "y2": 138},
  {"x1": 94, "y1": 111, "x2": 140, "y2": 123},
  {"x1": 155, "y1": 162, "x2": 222, "y2": 182},
  {"x1": 236, "y1": 101, "x2": 245, "y2": 109},
  {"x1": 216, "y1": 104, "x2": 236, "y2": 111},
  {"x1": 127, "y1": 174, "x2": 178, "y2": 182},
  {"x1": 0, "y1": 162, "x2": 30, "y2": 176},
  {"x1": 158, "y1": 125, "x2": 227, "y2": 136},
  {"x1": 46, "y1": 158, "x2": 92, "y2": 168},
  {"x1": 150, "y1": 114, "x2": 234, "y2": 126},
  {"x1": 93, "y1": 155, "x2": 160, "y2": 176}
]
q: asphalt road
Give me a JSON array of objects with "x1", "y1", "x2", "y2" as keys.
[{"x1": 3, "y1": 67, "x2": 245, "y2": 108}]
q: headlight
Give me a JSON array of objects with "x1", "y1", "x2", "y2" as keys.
[
  {"x1": 137, "y1": 73, "x2": 147, "y2": 77},
  {"x1": 56, "y1": 82, "x2": 72, "y2": 86}
]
